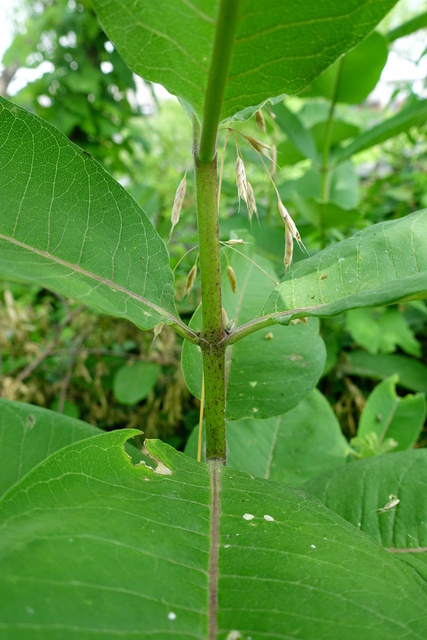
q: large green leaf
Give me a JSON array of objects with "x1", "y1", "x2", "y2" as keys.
[
  {"x1": 91, "y1": 0, "x2": 399, "y2": 122},
  {"x1": 263, "y1": 210, "x2": 427, "y2": 325},
  {"x1": 0, "y1": 97, "x2": 183, "y2": 333},
  {"x1": 357, "y1": 375, "x2": 426, "y2": 452},
  {"x1": 304, "y1": 450, "x2": 427, "y2": 580},
  {"x1": 185, "y1": 389, "x2": 349, "y2": 486},
  {"x1": 301, "y1": 31, "x2": 388, "y2": 104},
  {"x1": 1, "y1": 429, "x2": 427, "y2": 638},
  {"x1": 0, "y1": 400, "x2": 147, "y2": 498},
  {"x1": 182, "y1": 249, "x2": 326, "y2": 420},
  {"x1": 342, "y1": 350, "x2": 427, "y2": 393}
]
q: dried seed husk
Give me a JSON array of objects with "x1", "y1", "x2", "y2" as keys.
[
  {"x1": 221, "y1": 307, "x2": 230, "y2": 329},
  {"x1": 225, "y1": 317, "x2": 236, "y2": 333},
  {"x1": 183, "y1": 264, "x2": 197, "y2": 297},
  {"x1": 255, "y1": 109, "x2": 266, "y2": 133},
  {"x1": 278, "y1": 199, "x2": 290, "y2": 224},
  {"x1": 270, "y1": 144, "x2": 277, "y2": 176},
  {"x1": 153, "y1": 323, "x2": 164, "y2": 339},
  {"x1": 278, "y1": 200, "x2": 301, "y2": 242},
  {"x1": 169, "y1": 174, "x2": 186, "y2": 240},
  {"x1": 226, "y1": 265, "x2": 237, "y2": 293},
  {"x1": 221, "y1": 307, "x2": 235, "y2": 332},
  {"x1": 225, "y1": 238, "x2": 245, "y2": 245},
  {"x1": 235, "y1": 156, "x2": 247, "y2": 204},
  {"x1": 151, "y1": 322, "x2": 164, "y2": 349},
  {"x1": 284, "y1": 225, "x2": 293, "y2": 268},
  {"x1": 290, "y1": 317, "x2": 308, "y2": 325},
  {"x1": 246, "y1": 135, "x2": 270, "y2": 158},
  {"x1": 246, "y1": 181, "x2": 258, "y2": 223}
]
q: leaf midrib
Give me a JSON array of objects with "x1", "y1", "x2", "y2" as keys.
[{"x1": 0, "y1": 233, "x2": 197, "y2": 341}]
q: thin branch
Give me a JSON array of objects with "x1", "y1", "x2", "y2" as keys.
[
  {"x1": 221, "y1": 306, "x2": 320, "y2": 346},
  {"x1": 16, "y1": 306, "x2": 84, "y2": 382},
  {"x1": 57, "y1": 331, "x2": 89, "y2": 413}
]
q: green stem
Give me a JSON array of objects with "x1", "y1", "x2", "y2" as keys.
[
  {"x1": 221, "y1": 307, "x2": 317, "y2": 347},
  {"x1": 198, "y1": 0, "x2": 240, "y2": 162},
  {"x1": 194, "y1": 127, "x2": 226, "y2": 463},
  {"x1": 320, "y1": 56, "x2": 344, "y2": 203},
  {"x1": 191, "y1": 0, "x2": 241, "y2": 462}
]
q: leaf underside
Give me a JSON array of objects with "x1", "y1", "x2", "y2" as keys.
[
  {"x1": 91, "y1": 0, "x2": 399, "y2": 122},
  {"x1": 0, "y1": 97, "x2": 177, "y2": 331}
]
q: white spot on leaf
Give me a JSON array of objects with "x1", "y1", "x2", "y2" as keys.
[
  {"x1": 263, "y1": 514, "x2": 274, "y2": 522},
  {"x1": 243, "y1": 513, "x2": 255, "y2": 521},
  {"x1": 167, "y1": 612, "x2": 176, "y2": 621}
]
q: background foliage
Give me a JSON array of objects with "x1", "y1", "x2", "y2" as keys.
[{"x1": 1, "y1": 0, "x2": 427, "y2": 637}]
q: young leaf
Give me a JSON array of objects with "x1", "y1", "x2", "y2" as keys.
[
  {"x1": 1, "y1": 429, "x2": 426, "y2": 638},
  {"x1": 263, "y1": 210, "x2": 427, "y2": 325},
  {"x1": 91, "y1": 0, "x2": 400, "y2": 122},
  {"x1": 0, "y1": 97, "x2": 187, "y2": 335},
  {"x1": 357, "y1": 375, "x2": 426, "y2": 452}
]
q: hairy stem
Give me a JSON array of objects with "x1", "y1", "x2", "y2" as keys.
[
  {"x1": 192, "y1": 0, "x2": 241, "y2": 461},
  {"x1": 194, "y1": 130, "x2": 226, "y2": 462}
]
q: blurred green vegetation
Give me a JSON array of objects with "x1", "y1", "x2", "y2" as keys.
[{"x1": 1, "y1": 0, "x2": 426, "y2": 450}]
